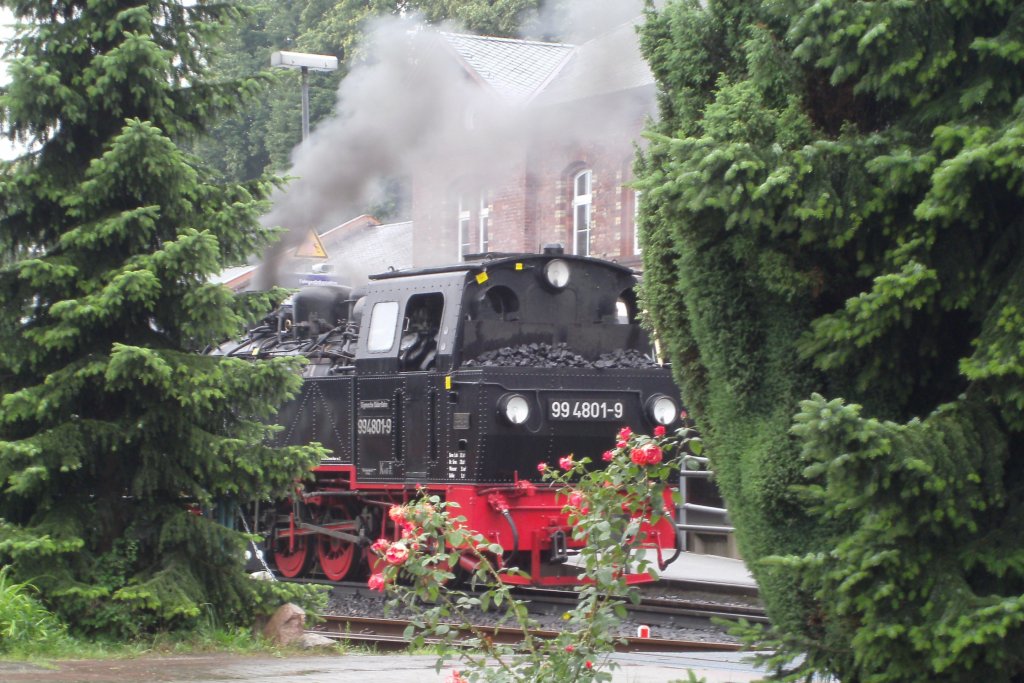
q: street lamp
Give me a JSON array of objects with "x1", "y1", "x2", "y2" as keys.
[{"x1": 270, "y1": 50, "x2": 339, "y2": 141}]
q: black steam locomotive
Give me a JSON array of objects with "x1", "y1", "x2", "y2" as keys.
[{"x1": 221, "y1": 247, "x2": 684, "y2": 585}]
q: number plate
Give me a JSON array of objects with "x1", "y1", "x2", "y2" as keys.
[{"x1": 548, "y1": 398, "x2": 625, "y2": 421}]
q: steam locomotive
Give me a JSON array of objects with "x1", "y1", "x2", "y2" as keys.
[{"x1": 221, "y1": 246, "x2": 684, "y2": 586}]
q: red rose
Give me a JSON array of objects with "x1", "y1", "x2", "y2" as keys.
[
  {"x1": 565, "y1": 644, "x2": 575, "y2": 653},
  {"x1": 653, "y1": 425, "x2": 666, "y2": 437},
  {"x1": 585, "y1": 661, "x2": 593, "y2": 669},
  {"x1": 617, "y1": 426, "x2": 632, "y2": 441},
  {"x1": 385, "y1": 542, "x2": 410, "y2": 565},
  {"x1": 368, "y1": 572, "x2": 387, "y2": 592},
  {"x1": 602, "y1": 450, "x2": 614, "y2": 462},
  {"x1": 388, "y1": 505, "x2": 407, "y2": 524},
  {"x1": 559, "y1": 454, "x2": 574, "y2": 470},
  {"x1": 631, "y1": 443, "x2": 663, "y2": 466},
  {"x1": 445, "y1": 671, "x2": 467, "y2": 683},
  {"x1": 642, "y1": 442, "x2": 663, "y2": 465}
]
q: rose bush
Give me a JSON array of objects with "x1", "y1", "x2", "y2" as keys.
[{"x1": 366, "y1": 424, "x2": 700, "y2": 682}]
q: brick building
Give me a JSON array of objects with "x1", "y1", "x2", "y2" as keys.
[{"x1": 411, "y1": 20, "x2": 654, "y2": 269}]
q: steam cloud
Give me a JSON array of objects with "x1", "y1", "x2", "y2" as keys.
[{"x1": 259, "y1": 0, "x2": 651, "y2": 281}]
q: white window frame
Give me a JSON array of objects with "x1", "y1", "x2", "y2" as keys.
[
  {"x1": 572, "y1": 169, "x2": 592, "y2": 256},
  {"x1": 458, "y1": 194, "x2": 471, "y2": 261},
  {"x1": 479, "y1": 191, "x2": 491, "y2": 254}
]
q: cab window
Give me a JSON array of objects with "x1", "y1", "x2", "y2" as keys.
[{"x1": 367, "y1": 301, "x2": 400, "y2": 352}]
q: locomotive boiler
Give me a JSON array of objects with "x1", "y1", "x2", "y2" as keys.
[{"x1": 223, "y1": 246, "x2": 684, "y2": 586}]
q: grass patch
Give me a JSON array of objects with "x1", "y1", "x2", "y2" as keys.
[{"x1": 0, "y1": 566, "x2": 70, "y2": 657}]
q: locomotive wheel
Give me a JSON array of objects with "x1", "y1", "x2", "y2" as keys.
[
  {"x1": 272, "y1": 525, "x2": 311, "y2": 578},
  {"x1": 317, "y1": 505, "x2": 358, "y2": 581}
]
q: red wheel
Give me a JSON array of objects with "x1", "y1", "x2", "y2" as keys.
[
  {"x1": 272, "y1": 527, "x2": 311, "y2": 578},
  {"x1": 317, "y1": 505, "x2": 357, "y2": 581}
]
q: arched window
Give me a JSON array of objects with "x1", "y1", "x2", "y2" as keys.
[
  {"x1": 572, "y1": 169, "x2": 592, "y2": 256},
  {"x1": 453, "y1": 185, "x2": 492, "y2": 261}
]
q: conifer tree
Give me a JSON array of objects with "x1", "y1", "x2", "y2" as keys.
[
  {"x1": 637, "y1": 0, "x2": 1024, "y2": 679},
  {"x1": 0, "y1": 1, "x2": 322, "y2": 634}
]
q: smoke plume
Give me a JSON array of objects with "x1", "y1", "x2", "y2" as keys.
[{"x1": 259, "y1": 0, "x2": 652, "y2": 281}]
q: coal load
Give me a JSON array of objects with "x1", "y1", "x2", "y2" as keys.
[
  {"x1": 463, "y1": 343, "x2": 659, "y2": 369},
  {"x1": 594, "y1": 348, "x2": 660, "y2": 369}
]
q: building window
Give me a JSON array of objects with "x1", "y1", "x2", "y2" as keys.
[
  {"x1": 633, "y1": 190, "x2": 642, "y2": 255},
  {"x1": 573, "y1": 169, "x2": 592, "y2": 256},
  {"x1": 458, "y1": 194, "x2": 471, "y2": 261},
  {"x1": 479, "y1": 191, "x2": 491, "y2": 254}
]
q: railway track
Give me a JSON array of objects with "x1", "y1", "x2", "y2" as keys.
[
  {"x1": 312, "y1": 578, "x2": 765, "y2": 653},
  {"x1": 311, "y1": 614, "x2": 744, "y2": 653}
]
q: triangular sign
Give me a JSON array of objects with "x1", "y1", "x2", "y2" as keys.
[{"x1": 294, "y1": 229, "x2": 329, "y2": 259}]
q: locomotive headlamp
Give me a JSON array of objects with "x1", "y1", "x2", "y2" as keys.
[
  {"x1": 647, "y1": 394, "x2": 678, "y2": 426},
  {"x1": 543, "y1": 259, "x2": 571, "y2": 289},
  {"x1": 498, "y1": 393, "x2": 531, "y2": 425}
]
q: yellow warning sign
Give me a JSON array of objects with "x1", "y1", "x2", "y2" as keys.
[{"x1": 294, "y1": 229, "x2": 329, "y2": 259}]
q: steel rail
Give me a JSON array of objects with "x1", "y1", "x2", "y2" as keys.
[{"x1": 311, "y1": 615, "x2": 743, "y2": 653}]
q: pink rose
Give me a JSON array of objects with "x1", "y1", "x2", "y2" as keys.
[
  {"x1": 559, "y1": 454, "x2": 574, "y2": 470},
  {"x1": 617, "y1": 426, "x2": 632, "y2": 441},
  {"x1": 368, "y1": 572, "x2": 387, "y2": 592},
  {"x1": 371, "y1": 538, "x2": 390, "y2": 555},
  {"x1": 654, "y1": 425, "x2": 666, "y2": 437},
  {"x1": 388, "y1": 505, "x2": 407, "y2": 524},
  {"x1": 680, "y1": 409, "x2": 688, "y2": 420},
  {"x1": 616, "y1": 440, "x2": 628, "y2": 449},
  {"x1": 445, "y1": 671, "x2": 467, "y2": 683},
  {"x1": 602, "y1": 450, "x2": 614, "y2": 462},
  {"x1": 385, "y1": 542, "x2": 409, "y2": 565},
  {"x1": 565, "y1": 644, "x2": 575, "y2": 653},
  {"x1": 537, "y1": 462, "x2": 548, "y2": 473},
  {"x1": 568, "y1": 490, "x2": 585, "y2": 508}
]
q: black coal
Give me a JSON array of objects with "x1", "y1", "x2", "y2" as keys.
[{"x1": 462, "y1": 343, "x2": 659, "y2": 369}]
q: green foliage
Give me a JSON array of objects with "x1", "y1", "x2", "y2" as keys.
[
  {"x1": 0, "y1": 566, "x2": 68, "y2": 652},
  {"x1": 637, "y1": 0, "x2": 1024, "y2": 679},
  {"x1": 0, "y1": 0, "x2": 324, "y2": 636}
]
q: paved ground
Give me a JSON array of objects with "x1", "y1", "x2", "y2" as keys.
[{"x1": 0, "y1": 651, "x2": 767, "y2": 683}]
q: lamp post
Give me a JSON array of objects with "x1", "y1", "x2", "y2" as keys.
[{"x1": 270, "y1": 50, "x2": 339, "y2": 141}]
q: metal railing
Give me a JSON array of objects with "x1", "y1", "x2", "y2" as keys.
[{"x1": 678, "y1": 454, "x2": 734, "y2": 551}]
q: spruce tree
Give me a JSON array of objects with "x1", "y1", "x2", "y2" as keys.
[
  {"x1": 637, "y1": 0, "x2": 1024, "y2": 680},
  {"x1": 0, "y1": 1, "x2": 322, "y2": 635}
]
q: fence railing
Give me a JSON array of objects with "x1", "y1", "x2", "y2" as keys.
[{"x1": 678, "y1": 454, "x2": 733, "y2": 551}]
